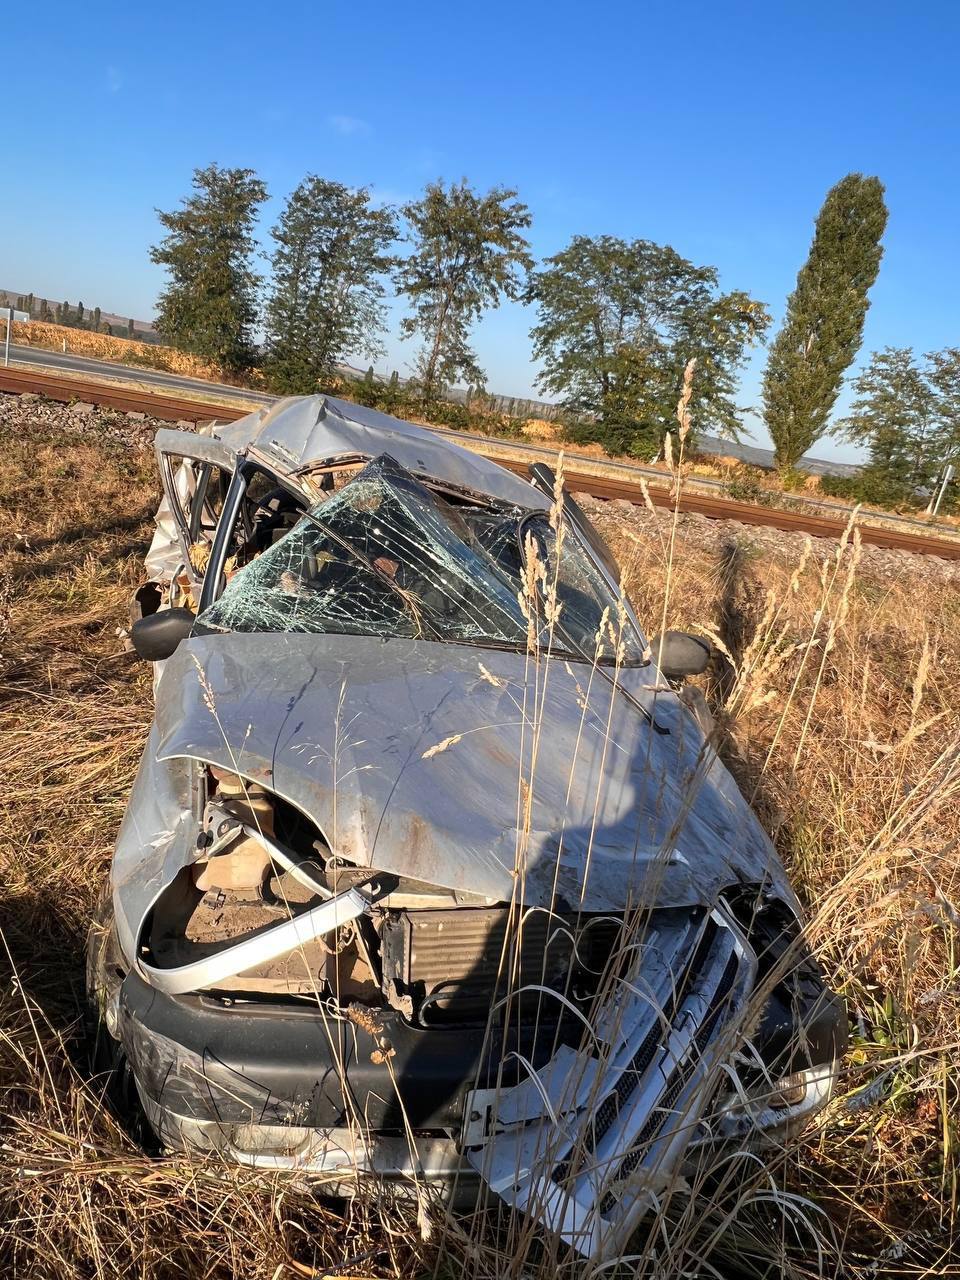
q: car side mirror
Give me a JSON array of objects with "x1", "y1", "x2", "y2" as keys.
[
  {"x1": 131, "y1": 607, "x2": 196, "y2": 661},
  {"x1": 651, "y1": 631, "x2": 712, "y2": 679}
]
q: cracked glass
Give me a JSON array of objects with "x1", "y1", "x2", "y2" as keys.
[{"x1": 197, "y1": 454, "x2": 642, "y2": 662}]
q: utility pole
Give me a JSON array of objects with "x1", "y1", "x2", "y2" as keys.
[{"x1": 926, "y1": 462, "x2": 955, "y2": 518}]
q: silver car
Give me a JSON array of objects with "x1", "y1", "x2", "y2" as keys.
[{"x1": 87, "y1": 393, "x2": 844, "y2": 1260}]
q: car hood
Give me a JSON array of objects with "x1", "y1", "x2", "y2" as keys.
[{"x1": 147, "y1": 632, "x2": 791, "y2": 915}]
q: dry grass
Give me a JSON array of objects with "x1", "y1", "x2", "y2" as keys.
[
  {"x1": 1, "y1": 413, "x2": 959, "y2": 1276},
  {"x1": 11, "y1": 320, "x2": 258, "y2": 387}
]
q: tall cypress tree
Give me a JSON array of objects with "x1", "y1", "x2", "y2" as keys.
[
  {"x1": 763, "y1": 174, "x2": 887, "y2": 472},
  {"x1": 151, "y1": 163, "x2": 268, "y2": 373},
  {"x1": 264, "y1": 177, "x2": 397, "y2": 393}
]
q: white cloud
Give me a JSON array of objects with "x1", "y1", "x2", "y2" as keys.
[
  {"x1": 106, "y1": 66, "x2": 123, "y2": 94},
  {"x1": 327, "y1": 114, "x2": 371, "y2": 137}
]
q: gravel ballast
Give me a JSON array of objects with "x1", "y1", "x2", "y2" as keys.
[{"x1": 4, "y1": 391, "x2": 959, "y2": 587}]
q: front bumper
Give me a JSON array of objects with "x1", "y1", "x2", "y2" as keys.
[
  {"x1": 113, "y1": 959, "x2": 843, "y2": 1157},
  {"x1": 100, "y1": 912, "x2": 846, "y2": 1255}
]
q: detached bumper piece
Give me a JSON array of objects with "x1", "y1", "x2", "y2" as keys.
[{"x1": 463, "y1": 907, "x2": 756, "y2": 1260}]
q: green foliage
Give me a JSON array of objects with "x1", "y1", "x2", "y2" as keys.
[
  {"x1": 339, "y1": 374, "x2": 526, "y2": 439},
  {"x1": 835, "y1": 348, "x2": 946, "y2": 508},
  {"x1": 778, "y1": 466, "x2": 809, "y2": 492},
  {"x1": 818, "y1": 474, "x2": 860, "y2": 501},
  {"x1": 722, "y1": 472, "x2": 776, "y2": 507},
  {"x1": 93, "y1": 306, "x2": 101, "y2": 333},
  {"x1": 264, "y1": 177, "x2": 397, "y2": 394},
  {"x1": 528, "y1": 235, "x2": 769, "y2": 459},
  {"x1": 927, "y1": 347, "x2": 960, "y2": 464},
  {"x1": 763, "y1": 174, "x2": 888, "y2": 472},
  {"x1": 396, "y1": 179, "x2": 533, "y2": 399},
  {"x1": 151, "y1": 163, "x2": 268, "y2": 373}
]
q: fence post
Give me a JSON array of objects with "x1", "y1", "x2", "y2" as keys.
[{"x1": 3, "y1": 307, "x2": 11, "y2": 366}]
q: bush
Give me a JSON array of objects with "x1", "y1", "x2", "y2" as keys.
[
  {"x1": 561, "y1": 417, "x2": 661, "y2": 461},
  {"x1": 819, "y1": 470, "x2": 923, "y2": 511},
  {"x1": 724, "y1": 474, "x2": 776, "y2": 507},
  {"x1": 818, "y1": 474, "x2": 861, "y2": 501}
]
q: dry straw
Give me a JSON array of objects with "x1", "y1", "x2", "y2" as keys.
[{"x1": 1, "y1": 386, "x2": 959, "y2": 1278}]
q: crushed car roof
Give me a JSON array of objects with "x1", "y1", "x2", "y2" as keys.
[{"x1": 211, "y1": 394, "x2": 550, "y2": 510}]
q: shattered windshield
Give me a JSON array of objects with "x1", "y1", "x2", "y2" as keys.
[{"x1": 197, "y1": 455, "x2": 643, "y2": 662}]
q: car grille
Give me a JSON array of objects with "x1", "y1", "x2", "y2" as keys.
[
  {"x1": 379, "y1": 906, "x2": 624, "y2": 1024},
  {"x1": 465, "y1": 905, "x2": 756, "y2": 1260}
]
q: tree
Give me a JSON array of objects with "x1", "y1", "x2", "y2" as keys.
[
  {"x1": 26, "y1": 293, "x2": 34, "y2": 318},
  {"x1": 927, "y1": 348, "x2": 960, "y2": 463},
  {"x1": 39, "y1": 299, "x2": 50, "y2": 322},
  {"x1": 528, "y1": 235, "x2": 770, "y2": 458},
  {"x1": 77, "y1": 302, "x2": 85, "y2": 327},
  {"x1": 264, "y1": 177, "x2": 397, "y2": 393},
  {"x1": 396, "y1": 179, "x2": 532, "y2": 399},
  {"x1": 837, "y1": 348, "x2": 939, "y2": 505},
  {"x1": 61, "y1": 300, "x2": 71, "y2": 326},
  {"x1": 93, "y1": 306, "x2": 101, "y2": 333},
  {"x1": 763, "y1": 174, "x2": 888, "y2": 473},
  {"x1": 127, "y1": 318, "x2": 135, "y2": 339},
  {"x1": 151, "y1": 163, "x2": 268, "y2": 373}
]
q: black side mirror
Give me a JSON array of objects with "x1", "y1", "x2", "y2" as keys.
[
  {"x1": 131, "y1": 607, "x2": 195, "y2": 661},
  {"x1": 651, "y1": 631, "x2": 712, "y2": 679}
]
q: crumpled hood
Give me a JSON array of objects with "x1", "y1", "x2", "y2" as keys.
[{"x1": 146, "y1": 632, "x2": 791, "y2": 914}]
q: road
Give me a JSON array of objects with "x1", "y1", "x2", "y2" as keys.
[{"x1": 5, "y1": 344, "x2": 275, "y2": 405}]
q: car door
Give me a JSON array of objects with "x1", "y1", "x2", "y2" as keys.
[{"x1": 144, "y1": 429, "x2": 240, "y2": 614}]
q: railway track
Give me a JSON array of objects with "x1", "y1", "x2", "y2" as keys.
[{"x1": 3, "y1": 362, "x2": 959, "y2": 561}]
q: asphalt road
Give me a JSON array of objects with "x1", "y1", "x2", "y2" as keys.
[{"x1": 5, "y1": 344, "x2": 275, "y2": 405}]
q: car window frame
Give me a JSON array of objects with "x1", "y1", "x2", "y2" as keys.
[
  {"x1": 197, "y1": 458, "x2": 306, "y2": 614},
  {"x1": 517, "y1": 511, "x2": 649, "y2": 664},
  {"x1": 154, "y1": 429, "x2": 239, "y2": 588}
]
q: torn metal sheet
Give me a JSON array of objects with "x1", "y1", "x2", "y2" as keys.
[
  {"x1": 112, "y1": 632, "x2": 793, "y2": 956},
  {"x1": 212, "y1": 394, "x2": 549, "y2": 509},
  {"x1": 140, "y1": 883, "x2": 372, "y2": 996},
  {"x1": 463, "y1": 908, "x2": 756, "y2": 1259}
]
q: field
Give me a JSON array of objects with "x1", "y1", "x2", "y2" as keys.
[
  {"x1": 1, "y1": 398, "x2": 959, "y2": 1278},
  {"x1": 10, "y1": 320, "x2": 247, "y2": 386}
]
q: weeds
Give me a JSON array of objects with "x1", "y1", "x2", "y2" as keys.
[{"x1": 1, "y1": 404, "x2": 959, "y2": 1277}]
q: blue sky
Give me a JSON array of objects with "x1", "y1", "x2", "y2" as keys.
[{"x1": 3, "y1": 1, "x2": 958, "y2": 462}]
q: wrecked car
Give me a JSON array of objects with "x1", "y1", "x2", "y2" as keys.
[{"x1": 87, "y1": 393, "x2": 845, "y2": 1259}]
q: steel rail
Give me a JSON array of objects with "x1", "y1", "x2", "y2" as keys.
[{"x1": 3, "y1": 363, "x2": 959, "y2": 561}]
